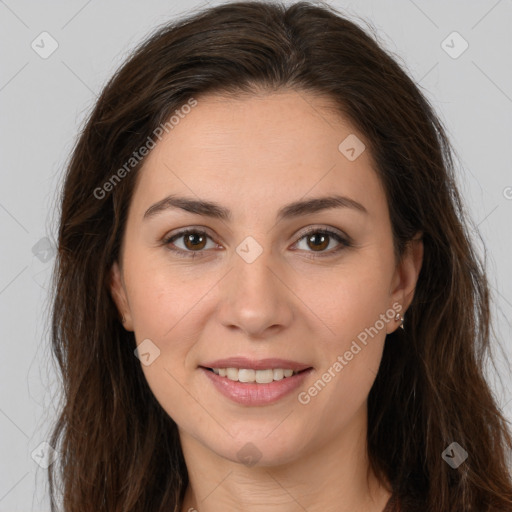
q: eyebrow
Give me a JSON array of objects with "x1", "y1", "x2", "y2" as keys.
[{"x1": 143, "y1": 194, "x2": 367, "y2": 222}]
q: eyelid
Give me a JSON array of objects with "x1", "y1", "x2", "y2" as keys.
[{"x1": 294, "y1": 225, "x2": 351, "y2": 243}]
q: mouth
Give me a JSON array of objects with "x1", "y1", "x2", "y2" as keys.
[
  {"x1": 200, "y1": 366, "x2": 311, "y2": 384},
  {"x1": 199, "y1": 365, "x2": 314, "y2": 406}
]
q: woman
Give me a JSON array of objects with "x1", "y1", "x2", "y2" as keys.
[{"x1": 47, "y1": 1, "x2": 512, "y2": 511}]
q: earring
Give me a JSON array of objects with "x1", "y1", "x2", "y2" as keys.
[
  {"x1": 394, "y1": 312, "x2": 405, "y2": 329},
  {"x1": 121, "y1": 314, "x2": 126, "y2": 324}
]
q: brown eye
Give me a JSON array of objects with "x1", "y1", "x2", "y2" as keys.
[
  {"x1": 164, "y1": 229, "x2": 216, "y2": 258},
  {"x1": 183, "y1": 232, "x2": 207, "y2": 251},
  {"x1": 293, "y1": 228, "x2": 351, "y2": 258},
  {"x1": 164, "y1": 227, "x2": 350, "y2": 260},
  {"x1": 306, "y1": 232, "x2": 330, "y2": 251}
]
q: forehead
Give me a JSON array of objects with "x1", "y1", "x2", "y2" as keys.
[{"x1": 128, "y1": 90, "x2": 386, "y2": 221}]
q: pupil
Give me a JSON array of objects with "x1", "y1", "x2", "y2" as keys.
[
  {"x1": 186, "y1": 233, "x2": 205, "y2": 250},
  {"x1": 309, "y1": 233, "x2": 328, "y2": 251}
]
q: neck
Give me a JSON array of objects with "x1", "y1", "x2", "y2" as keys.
[{"x1": 179, "y1": 403, "x2": 392, "y2": 512}]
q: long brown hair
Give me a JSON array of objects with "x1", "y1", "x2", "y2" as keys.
[{"x1": 47, "y1": 1, "x2": 512, "y2": 510}]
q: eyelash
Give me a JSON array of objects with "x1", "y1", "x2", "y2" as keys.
[{"x1": 162, "y1": 227, "x2": 351, "y2": 260}]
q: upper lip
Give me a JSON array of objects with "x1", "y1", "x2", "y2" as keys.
[{"x1": 200, "y1": 357, "x2": 312, "y2": 372}]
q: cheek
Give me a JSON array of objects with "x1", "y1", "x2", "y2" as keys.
[
  {"x1": 297, "y1": 255, "x2": 393, "y2": 411},
  {"x1": 123, "y1": 252, "x2": 220, "y2": 395},
  {"x1": 125, "y1": 252, "x2": 211, "y2": 340},
  {"x1": 296, "y1": 250, "x2": 393, "y2": 340},
  {"x1": 128, "y1": 270, "x2": 203, "y2": 424}
]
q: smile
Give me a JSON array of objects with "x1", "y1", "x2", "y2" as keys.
[
  {"x1": 207, "y1": 367, "x2": 303, "y2": 383},
  {"x1": 200, "y1": 366, "x2": 314, "y2": 406}
]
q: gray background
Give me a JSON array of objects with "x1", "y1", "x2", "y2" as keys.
[{"x1": 1, "y1": 0, "x2": 511, "y2": 510}]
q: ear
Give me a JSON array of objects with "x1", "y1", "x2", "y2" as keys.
[
  {"x1": 108, "y1": 260, "x2": 134, "y2": 331},
  {"x1": 386, "y1": 232, "x2": 423, "y2": 334}
]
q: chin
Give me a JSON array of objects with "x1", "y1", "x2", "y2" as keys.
[{"x1": 211, "y1": 431, "x2": 306, "y2": 468}]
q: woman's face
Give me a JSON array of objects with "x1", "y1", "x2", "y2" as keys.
[{"x1": 110, "y1": 89, "x2": 422, "y2": 466}]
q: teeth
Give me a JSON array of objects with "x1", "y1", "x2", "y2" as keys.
[
  {"x1": 211, "y1": 367, "x2": 301, "y2": 383},
  {"x1": 273, "y1": 369, "x2": 284, "y2": 381}
]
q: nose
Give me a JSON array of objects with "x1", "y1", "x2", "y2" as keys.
[{"x1": 216, "y1": 242, "x2": 294, "y2": 338}]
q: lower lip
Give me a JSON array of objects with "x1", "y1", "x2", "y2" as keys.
[{"x1": 200, "y1": 367, "x2": 314, "y2": 406}]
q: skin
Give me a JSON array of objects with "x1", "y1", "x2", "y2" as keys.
[{"x1": 109, "y1": 89, "x2": 423, "y2": 512}]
